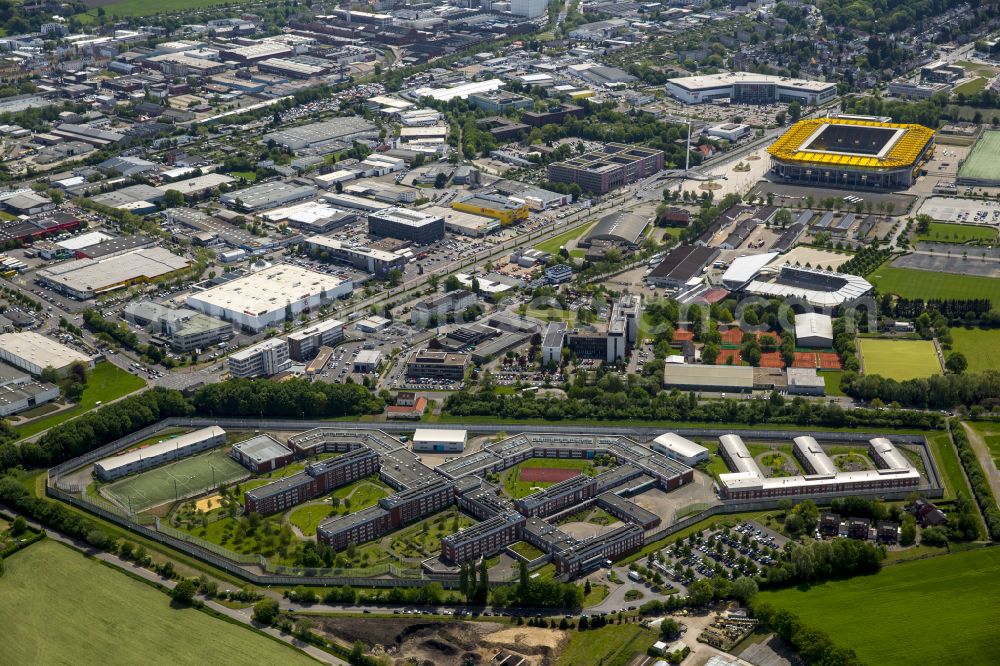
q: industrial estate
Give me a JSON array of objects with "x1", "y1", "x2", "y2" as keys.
[{"x1": 1, "y1": 1, "x2": 1000, "y2": 665}]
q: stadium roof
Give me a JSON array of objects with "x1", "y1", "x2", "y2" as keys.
[
  {"x1": 767, "y1": 118, "x2": 935, "y2": 169},
  {"x1": 745, "y1": 264, "x2": 872, "y2": 308},
  {"x1": 721, "y1": 252, "x2": 778, "y2": 288}
]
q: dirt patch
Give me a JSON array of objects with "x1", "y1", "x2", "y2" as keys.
[
  {"x1": 520, "y1": 468, "x2": 581, "y2": 483},
  {"x1": 700, "y1": 182, "x2": 723, "y2": 191},
  {"x1": 195, "y1": 494, "x2": 222, "y2": 512},
  {"x1": 313, "y1": 618, "x2": 565, "y2": 665}
]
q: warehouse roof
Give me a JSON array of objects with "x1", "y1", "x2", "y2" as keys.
[
  {"x1": 663, "y1": 363, "x2": 754, "y2": 389},
  {"x1": 37, "y1": 247, "x2": 191, "y2": 296},
  {"x1": 95, "y1": 426, "x2": 225, "y2": 475},
  {"x1": 585, "y1": 211, "x2": 649, "y2": 246},
  {"x1": 649, "y1": 245, "x2": 718, "y2": 283},
  {"x1": 0, "y1": 331, "x2": 92, "y2": 370},
  {"x1": 186, "y1": 264, "x2": 350, "y2": 315},
  {"x1": 413, "y1": 428, "x2": 467, "y2": 444}
]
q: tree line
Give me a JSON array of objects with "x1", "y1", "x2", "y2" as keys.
[
  {"x1": 750, "y1": 600, "x2": 864, "y2": 666},
  {"x1": 842, "y1": 370, "x2": 1000, "y2": 411},
  {"x1": 190, "y1": 378, "x2": 384, "y2": 419}
]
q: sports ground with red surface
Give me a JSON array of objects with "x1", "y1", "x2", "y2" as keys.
[{"x1": 519, "y1": 468, "x2": 582, "y2": 483}]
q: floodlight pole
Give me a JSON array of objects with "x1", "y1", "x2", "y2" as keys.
[{"x1": 685, "y1": 120, "x2": 692, "y2": 176}]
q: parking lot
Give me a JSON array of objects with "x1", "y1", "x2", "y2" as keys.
[{"x1": 917, "y1": 195, "x2": 1000, "y2": 224}]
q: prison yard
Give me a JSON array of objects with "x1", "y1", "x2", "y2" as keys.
[
  {"x1": 857, "y1": 338, "x2": 941, "y2": 381},
  {"x1": 0, "y1": 539, "x2": 315, "y2": 666}
]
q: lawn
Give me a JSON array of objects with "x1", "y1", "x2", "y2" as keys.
[
  {"x1": 103, "y1": 448, "x2": 249, "y2": 512},
  {"x1": 950, "y1": 327, "x2": 1000, "y2": 374},
  {"x1": 869, "y1": 265, "x2": 1000, "y2": 308},
  {"x1": 582, "y1": 583, "x2": 609, "y2": 607},
  {"x1": 954, "y1": 77, "x2": 988, "y2": 96},
  {"x1": 289, "y1": 504, "x2": 336, "y2": 537},
  {"x1": 501, "y1": 458, "x2": 598, "y2": 499},
  {"x1": 555, "y1": 623, "x2": 660, "y2": 666},
  {"x1": 757, "y1": 547, "x2": 1000, "y2": 666},
  {"x1": 510, "y1": 540, "x2": 545, "y2": 560},
  {"x1": 388, "y1": 510, "x2": 474, "y2": 558},
  {"x1": 15, "y1": 361, "x2": 147, "y2": 439},
  {"x1": 916, "y1": 221, "x2": 996, "y2": 244},
  {"x1": 534, "y1": 221, "x2": 595, "y2": 254},
  {"x1": 966, "y1": 421, "x2": 1000, "y2": 469},
  {"x1": 818, "y1": 370, "x2": 844, "y2": 396},
  {"x1": 0, "y1": 539, "x2": 316, "y2": 666},
  {"x1": 858, "y1": 338, "x2": 941, "y2": 381}
]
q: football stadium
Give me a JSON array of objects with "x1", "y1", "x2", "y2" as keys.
[{"x1": 767, "y1": 118, "x2": 935, "y2": 189}]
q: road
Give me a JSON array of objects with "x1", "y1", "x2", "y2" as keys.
[
  {"x1": 587, "y1": 565, "x2": 681, "y2": 615},
  {"x1": 961, "y1": 422, "x2": 1000, "y2": 507}
]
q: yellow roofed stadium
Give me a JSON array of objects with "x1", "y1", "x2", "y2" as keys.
[{"x1": 767, "y1": 117, "x2": 935, "y2": 189}]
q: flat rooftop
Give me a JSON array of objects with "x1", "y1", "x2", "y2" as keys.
[
  {"x1": 37, "y1": 247, "x2": 191, "y2": 295},
  {"x1": 187, "y1": 264, "x2": 350, "y2": 314},
  {"x1": 0, "y1": 331, "x2": 92, "y2": 369},
  {"x1": 232, "y1": 434, "x2": 292, "y2": 464},
  {"x1": 95, "y1": 426, "x2": 225, "y2": 474}
]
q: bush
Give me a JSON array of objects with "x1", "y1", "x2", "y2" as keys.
[
  {"x1": 171, "y1": 579, "x2": 197, "y2": 605},
  {"x1": 252, "y1": 597, "x2": 280, "y2": 625}
]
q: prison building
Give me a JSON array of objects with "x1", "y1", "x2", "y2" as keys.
[
  {"x1": 792, "y1": 436, "x2": 837, "y2": 476},
  {"x1": 522, "y1": 516, "x2": 578, "y2": 555},
  {"x1": 316, "y1": 505, "x2": 392, "y2": 550},
  {"x1": 595, "y1": 492, "x2": 662, "y2": 530},
  {"x1": 514, "y1": 474, "x2": 598, "y2": 518},
  {"x1": 230, "y1": 434, "x2": 295, "y2": 474},
  {"x1": 93, "y1": 426, "x2": 227, "y2": 482},
  {"x1": 553, "y1": 523, "x2": 644, "y2": 575},
  {"x1": 458, "y1": 485, "x2": 516, "y2": 520},
  {"x1": 440, "y1": 511, "x2": 525, "y2": 564},
  {"x1": 378, "y1": 478, "x2": 455, "y2": 527},
  {"x1": 869, "y1": 438, "x2": 914, "y2": 470},
  {"x1": 718, "y1": 434, "x2": 763, "y2": 476}
]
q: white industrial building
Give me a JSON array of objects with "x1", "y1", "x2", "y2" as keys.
[
  {"x1": 186, "y1": 265, "x2": 353, "y2": 333},
  {"x1": 0, "y1": 331, "x2": 93, "y2": 376},
  {"x1": 227, "y1": 338, "x2": 291, "y2": 378},
  {"x1": 36, "y1": 247, "x2": 192, "y2": 300},
  {"x1": 353, "y1": 349, "x2": 383, "y2": 373},
  {"x1": 511, "y1": 0, "x2": 547, "y2": 18},
  {"x1": 412, "y1": 428, "x2": 467, "y2": 453},
  {"x1": 721, "y1": 252, "x2": 779, "y2": 290},
  {"x1": 794, "y1": 312, "x2": 834, "y2": 348},
  {"x1": 0, "y1": 362, "x2": 59, "y2": 417},
  {"x1": 705, "y1": 123, "x2": 753, "y2": 142},
  {"x1": 93, "y1": 426, "x2": 227, "y2": 482},
  {"x1": 650, "y1": 432, "x2": 709, "y2": 466},
  {"x1": 666, "y1": 73, "x2": 838, "y2": 106}
]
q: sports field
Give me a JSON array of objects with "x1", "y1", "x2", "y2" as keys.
[
  {"x1": 534, "y1": 221, "x2": 595, "y2": 254},
  {"x1": 916, "y1": 221, "x2": 997, "y2": 244},
  {"x1": 0, "y1": 539, "x2": 316, "y2": 665},
  {"x1": 950, "y1": 327, "x2": 1000, "y2": 373},
  {"x1": 502, "y1": 458, "x2": 597, "y2": 499},
  {"x1": 103, "y1": 448, "x2": 249, "y2": 512},
  {"x1": 958, "y1": 129, "x2": 1000, "y2": 183},
  {"x1": 757, "y1": 547, "x2": 1000, "y2": 666},
  {"x1": 858, "y1": 338, "x2": 941, "y2": 380},
  {"x1": 870, "y1": 265, "x2": 1000, "y2": 308}
]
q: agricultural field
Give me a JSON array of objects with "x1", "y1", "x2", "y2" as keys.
[
  {"x1": 0, "y1": 540, "x2": 316, "y2": 665},
  {"x1": 858, "y1": 338, "x2": 941, "y2": 381},
  {"x1": 757, "y1": 547, "x2": 1000, "y2": 666},
  {"x1": 102, "y1": 448, "x2": 249, "y2": 512},
  {"x1": 501, "y1": 458, "x2": 600, "y2": 499},
  {"x1": 916, "y1": 221, "x2": 997, "y2": 244},
  {"x1": 949, "y1": 327, "x2": 1000, "y2": 374},
  {"x1": 870, "y1": 266, "x2": 1000, "y2": 308}
]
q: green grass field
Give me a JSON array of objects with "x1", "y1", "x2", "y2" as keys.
[
  {"x1": 510, "y1": 540, "x2": 545, "y2": 560},
  {"x1": 534, "y1": 221, "x2": 595, "y2": 254},
  {"x1": 927, "y1": 431, "x2": 976, "y2": 500},
  {"x1": 959, "y1": 129, "x2": 1000, "y2": 183},
  {"x1": 289, "y1": 480, "x2": 389, "y2": 536},
  {"x1": 104, "y1": 448, "x2": 249, "y2": 512},
  {"x1": 0, "y1": 539, "x2": 315, "y2": 665},
  {"x1": 950, "y1": 327, "x2": 1000, "y2": 373},
  {"x1": 388, "y1": 510, "x2": 474, "y2": 558},
  {"x1": 15, "y1": 361, "x2": 146, "y2": 440},
  {"x1": 501, "y1": 458, "x2": 597, "y2": 499},
  {"x1": 858, "y1": 338, "x2": 941, "y2": 380},
  {"x1": 82, "y1": 0, "x2": 254, "y2": 18},
  {"x1": 954, "y1": 77, "x2": 988, "y2": 96},
  {"x1": 757, "y1": 548, "x2": 1000, "y2": 666},
  {"x1": 916, "y1": 221, "x2": 997, "y2": 244},
  {"x1": 818, "y1": 370, "x2": 845, "y2": 396},
  {"x1": 288, "y1": 504, "x2": 335, "y2": 537},
  {"x1": 870, "y1": 266, "x2": 1000, "y2": 308},
  {"x1": 556, "y1": 623, "x2": 660, "y2": 666}
]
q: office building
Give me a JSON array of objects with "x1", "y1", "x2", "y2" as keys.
[
  {"x1": 304, "y1": 235, "x2": 406, "y2": 278},
  {"x1": 511, "y1": 0, "x2": 547, "y2": 18},
  {"x1": 367, "y1": 207, "x2": 445, "y2": 244},
  {"x1": 227, "y1": 338, "x2": 291, "y2": 378},
  {"x1": 548, "y1": 143, "x2": 664, "y2": 194},
  {"x1": 411, "y1": 290, "x2": 477, "y2": 327},
  {"x1": 405, "y1": 350, "x2": 469, "y2": 381},
  {"x1": 287, "y1": 319, "x2": 344, "y2": 361},
  {"x1": 542, "y1": 321, "x2": 567, "y2": 366}
]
